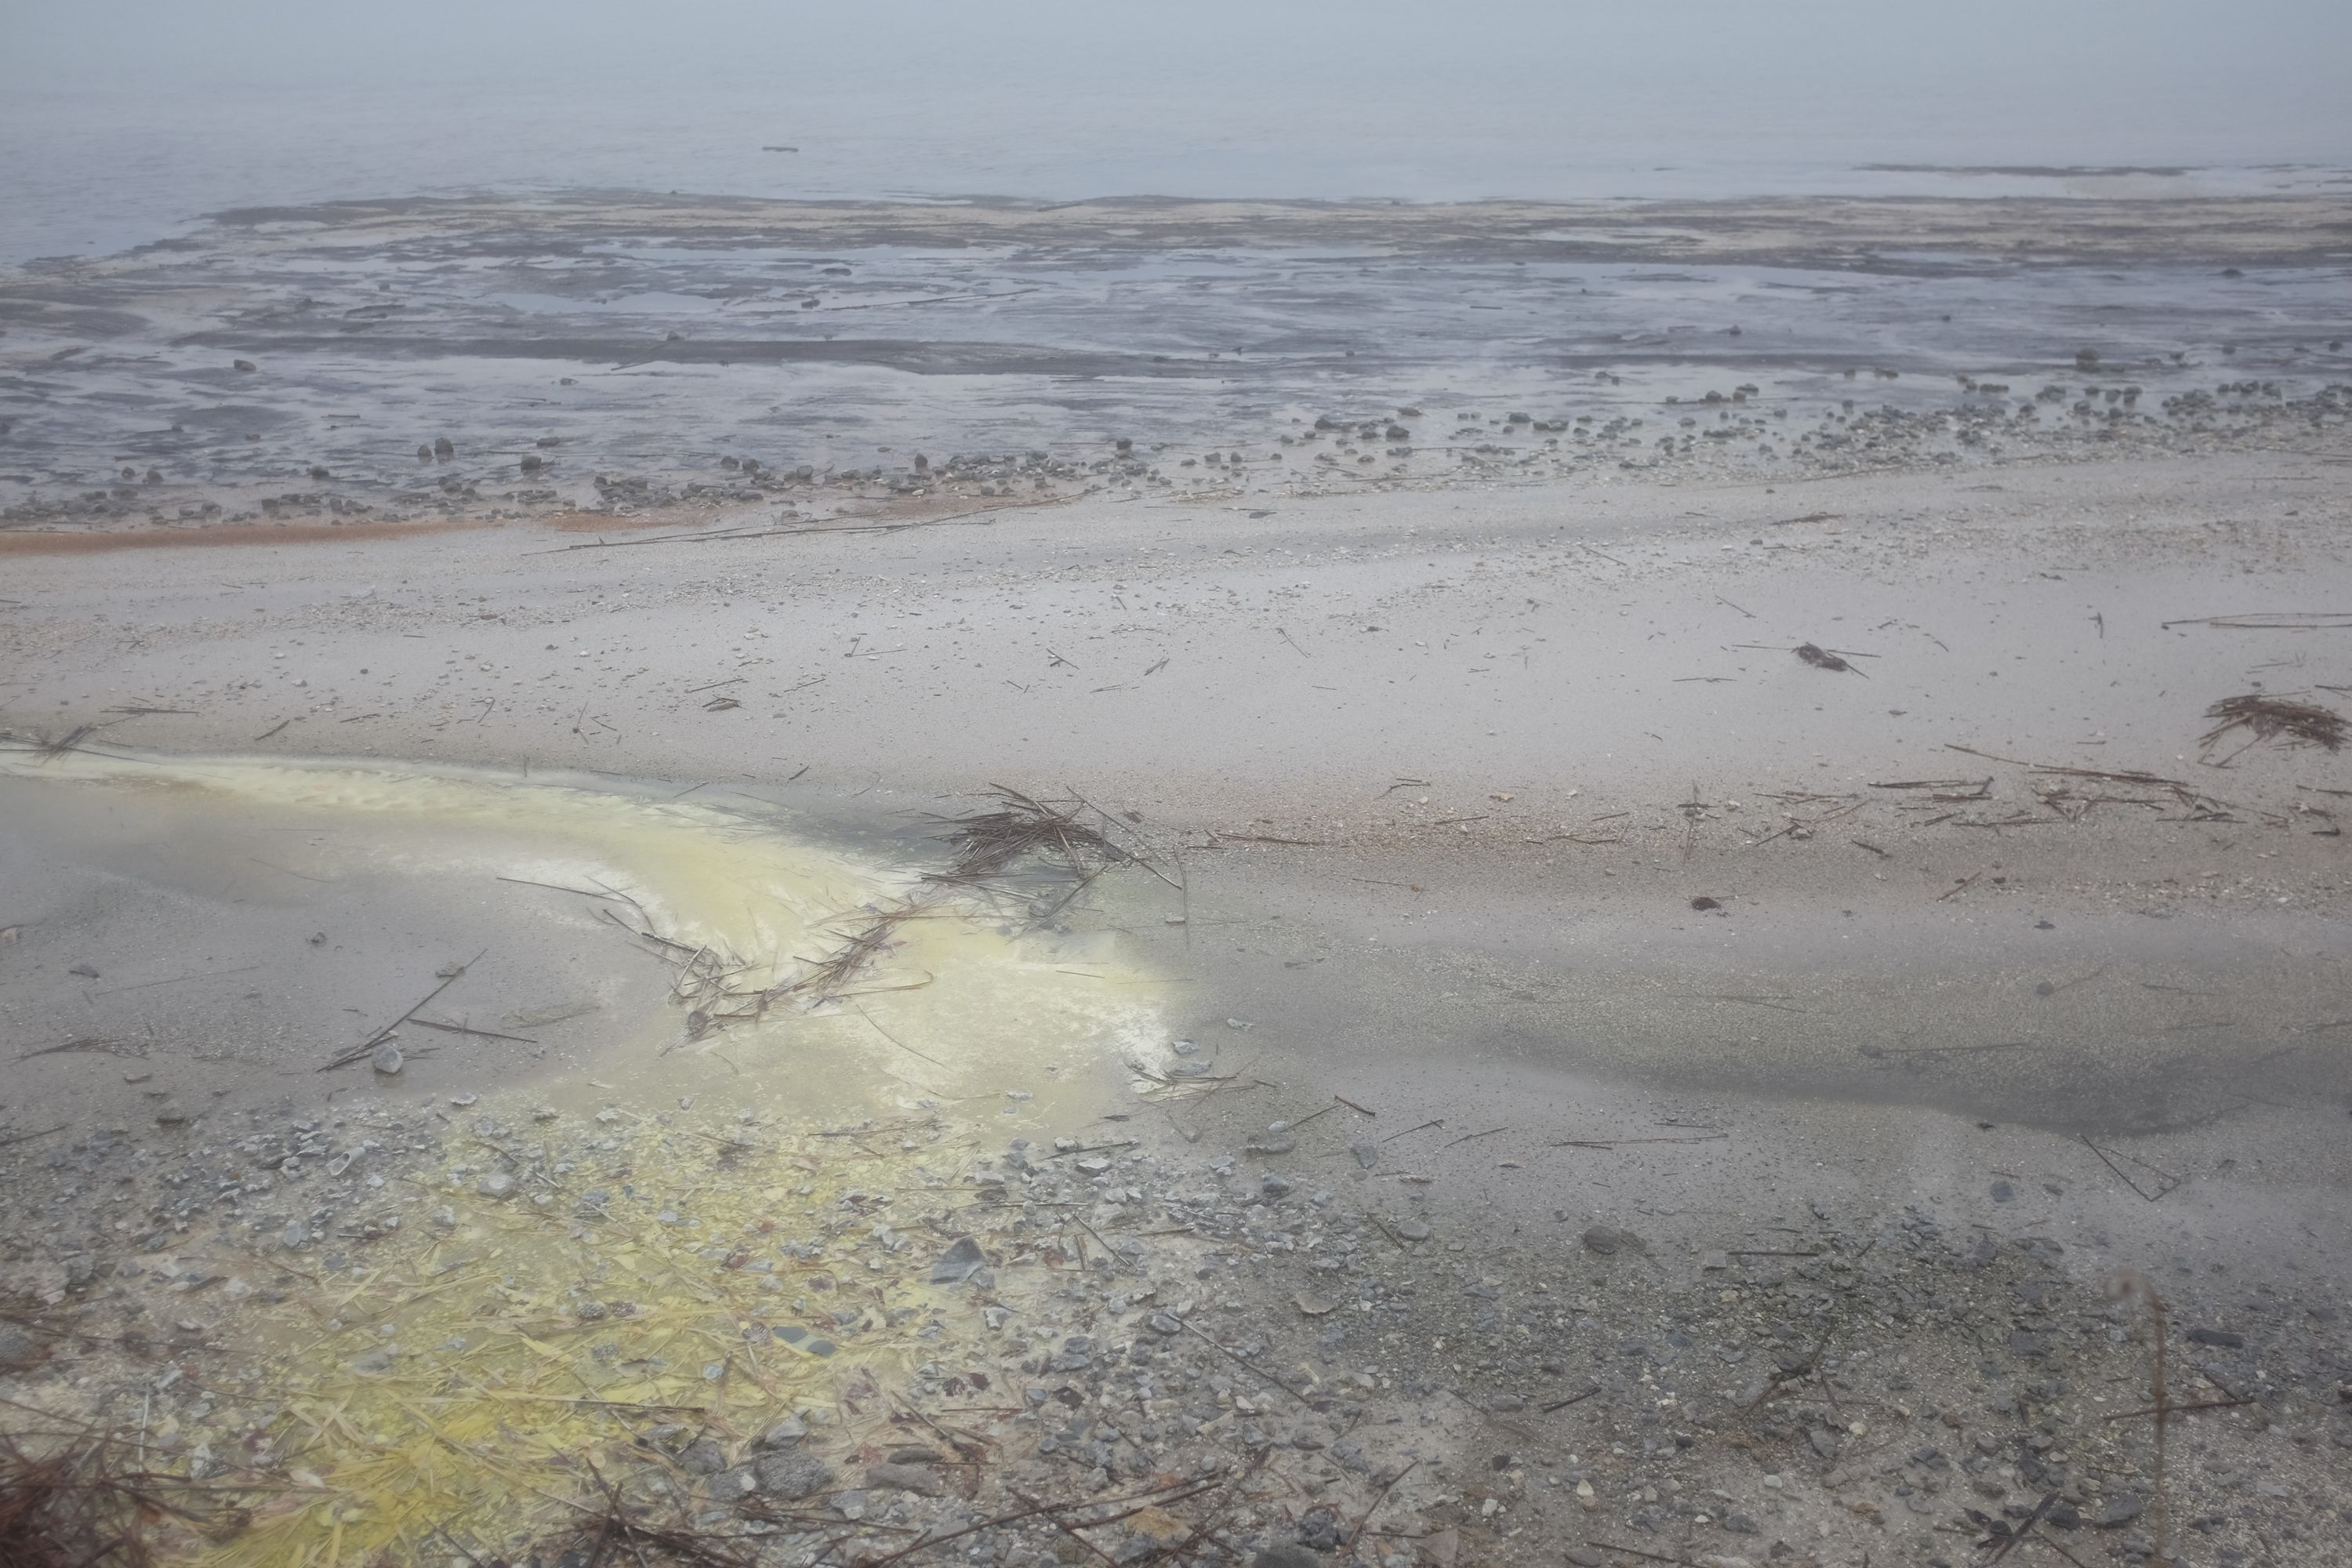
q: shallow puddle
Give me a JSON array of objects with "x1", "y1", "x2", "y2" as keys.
[{"x1": 0, "y1": 749, "x2": 1174, "y2": 1124}]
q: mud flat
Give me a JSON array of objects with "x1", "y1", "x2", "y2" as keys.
[{"x1": 5, "y1": 193, "x2": 2348, "y2": 531}]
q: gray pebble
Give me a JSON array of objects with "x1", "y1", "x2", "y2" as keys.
[
  {"x1": 754, "y1": 1450, "x2": 835, "y2": 1501},
  {"x1": 865, "y1": 1462, "x2": 944, "y2": 1497},
  {"x1": 0, "y1": 1325, "x2": 45, "y2": 1371}
]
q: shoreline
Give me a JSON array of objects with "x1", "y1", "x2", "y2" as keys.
[{"x1": 5, "y1": 203, "x2": 2352, "y2": 1566}]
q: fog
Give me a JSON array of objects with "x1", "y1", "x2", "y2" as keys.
[{"x1": 9, "y1": 0, "x2": 2350, "y2": 164}]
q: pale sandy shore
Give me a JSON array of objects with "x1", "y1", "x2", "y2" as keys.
[
  {"x1": 7, "y1": 444, "x2": 2352, "y2": 1565},
  {"x1": 9, "y1": 445, "x2": 2352, "y2": 1138}
]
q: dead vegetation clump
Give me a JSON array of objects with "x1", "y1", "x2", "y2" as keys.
[
  {"x1": 614, "y1": 786, "x2": 1153, "y2": 1036},
  {"x1": 931, "y1": 785, "x2": 1131, "y2": 882},
  {"x1": 2199, "y1": 692, "x2": 2347, "y2": 756},
  {"x1": 0, "y1": 1426, "x2": 226, "y2": 1567}
]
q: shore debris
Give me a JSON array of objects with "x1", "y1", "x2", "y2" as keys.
[
  {"x1": 1793, "y1": 642, "x2": 1861, "y2": 674},
  {"x1": 2198, "y1": 691, "x2": 2346, "y2": 755}
]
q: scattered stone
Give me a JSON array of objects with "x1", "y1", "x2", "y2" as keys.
[
  {"x1": 475, "y1": 1172, "x2": 517, "y2": 1200},
  {"x1": 2092, "y1": 1494, "x2": 2143, "y2": 1527},
  {"x1": 929, "y1": 1236, "x2": 986, "y2": 1284},
  {"x1": 1582, "y1": 1225, "x2": 1635, "y2": 1255},
  {"x1": 754, "y1": 1450, "x2": 835, "y2": 1501},
  {"x1": 1393, "y1": 1218, "x2": 1432, "y2": 1242},
  {"x1": 864, "y1": 1462, "x2": 944, "y2": 1497},
  {"x1": 1250, "y1": 1548, "x2": 1323, "y2": 1568},
  {"x1": 0, "y1": 1325, "x2": 45, "y2": 1371},
  {"x1": 760, "y1": 1415, "x2": 808, "y2": 1449}
]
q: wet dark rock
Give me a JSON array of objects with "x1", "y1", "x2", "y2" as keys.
[
  {"x1": 232, "y1": 359, "x2": 256, "y2": 372},
  {"x1": 433, "y1": 437, "x2": 454, "y2": 459},
  {"x1": 1251, "y1": 1548, "x2": 1323, "y2": 1568},
  {"x1": 865, "y1": 1462, "x2": 944, "y2": 1497},
  {"x1": 677, "y1": 1437, "x2": 728, "y2": 1475},
  {"x1": 754, "y1": 1450, "x2": 835, "y2": 1500},
  {"x1": 930, "y1": 1236, "x2": 986, "y2": 1284},
  {"x1": 2092, "y1": 1494, "x2": 2143, "y2": 1527},
  {"x1": 1583, "y1": 1224, "x2": 1640, "y2": 1256},
  {"x1": 0, "y1": 1324, "x2": 45, "y2": 1371},
  {"x1": 2186, "y1": 1328, "x2": 2245, "y2": 1348}
]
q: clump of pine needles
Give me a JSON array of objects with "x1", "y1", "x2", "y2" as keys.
[
  {"x1": 933, "y1": 786, "x2": 1131, "y2": 882},
  {"x1": 0, "y1": 1427, "x2": 226, "y2": 1566},
  {"x1": 2200, "y1": 692, "x2": 2347, "y2": 756}
]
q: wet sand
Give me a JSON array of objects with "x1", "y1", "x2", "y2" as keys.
[{"x1": 9, "y1": 446, "x2": 2352, "y2": 1160}]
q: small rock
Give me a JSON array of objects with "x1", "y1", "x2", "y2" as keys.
[
  {"x1": 864, "y1": 1462, "x2": 943, "y2": 1497},
  {"x1": 929, "y1": 1236, "x2": 986, "y2": 1284},
  {"x1": 1250, "y1": 1548, "x2": 1322, "y2": 1568},
  {"x1": 1393, "y1": 1218, "x2": 1431, "y2": 1242},
  {"x1": 1808, "y1": 1428, "x2": 1842, "y2": 1460},
  {"x1": 232, "y1": 359, "x2": 256, "y2": 372},
  {"x1": 475, "y1": 1173, "x2": 517, "y2": 1200},
  {"x1": 1350, "y1": 1141, "x2": 1381, "y2": 1170},
  {"x1": 370, "y1": 1044, "x2": 403, "y2": 1075},
  {"x1": 759, "y1": 1415, "x2": 808, "y2": 1449},
  {"x1": 2092, "y1": 1494, "x2": 2143, "y2": 1527},
  {"x1": 281, "y1": 1222, "x2": 309, "y2": 1250},
  {"x1": 753, "y1": 1450, "x2": 835, "y2": 1500},
  {"x1": 2185, "y1": 1328, "x2": 2245, "y2": 1348},
  {"x1": 1582, "y1": 1225, "x2": 1631, "y2": 1256},
  {"x1": 1991, "y1": 1180, "x2": 2015, "y2": 1203},
  {"x1": 677, "y1": 1437, "x2": 728, "y2": 1475},
  {"x1": 0, "y1": 1325, "x2": 46, "y2": 1371}
]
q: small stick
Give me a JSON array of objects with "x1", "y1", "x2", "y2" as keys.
[
  {"x1": 1177, "y1": 1316, "x2": 1310, "y2": 1405},
  {"x1": 1381, "y1": 1118, "x2": 1443, "y2": 1144},
  {"x1": 405, "y1": 1018, "x2": 539, "y2": 1045},
  {"x1": 2102, "y1": 1395, "x2": 2253, "y2": 1421},
  {"x1": 1581, "y1": 1543, "x2": 1691, "y2": 1566},
  {"x1": 496, "y1": 875, "x2": 623, "y2": 900},
  {"x1": 1541, "y1": 1385, "x2": 1601, "y2": 1414},
  {"x1": 1334, "y1": 1094, "x2": 1377, "y2": 1117},
  {"x1": 1342, "y1": 1458, "x2": 1418, "y2": 1553}
]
